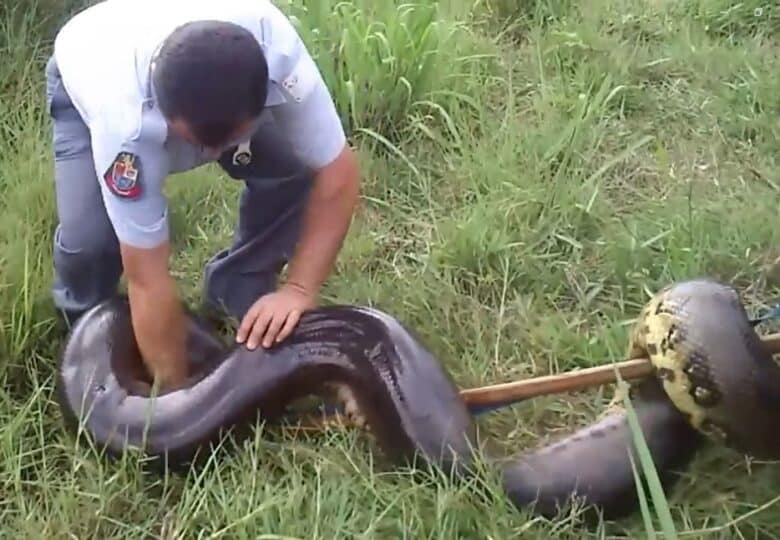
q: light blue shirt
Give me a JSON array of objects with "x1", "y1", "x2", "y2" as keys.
[{"x1": 53, "y1": 0, "x2": 346, "y2": 249}]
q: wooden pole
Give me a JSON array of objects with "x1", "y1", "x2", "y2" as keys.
[
  {"x1": 459, "y1": 358, "x2": 652, "y2": 408},
  {"x1": 285, "y1": 331, "x2": 780, "y2": 430},
  {"x1": 460, "y1": 330, "x2": 780, "y2": 408}
]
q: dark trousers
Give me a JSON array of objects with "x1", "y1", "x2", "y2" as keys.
[{"x1": 45, "y1": 56, "x2": 313, "y2": 323}]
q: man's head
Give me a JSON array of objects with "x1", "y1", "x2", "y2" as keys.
[{"x1": 152, "y1": 20, "x2": 269, "y2": 149}]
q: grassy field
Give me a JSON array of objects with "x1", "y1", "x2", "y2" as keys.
[{"x1": 2, "y1": 0, "x2": 780, "y2": 537}]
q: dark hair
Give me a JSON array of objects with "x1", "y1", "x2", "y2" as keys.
[{"x1": 152, "y1": 20, "x2": 269, "y2": 147}]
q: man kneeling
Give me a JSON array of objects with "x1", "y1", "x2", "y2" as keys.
[{"x1": 46, "y1": 0, "x2": 361, "y2": 388}]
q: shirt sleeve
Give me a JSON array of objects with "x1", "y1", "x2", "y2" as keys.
[
  {"x1": 269, "y1": 41, "x2": 347, "y2": 170},
  {"x1": 89, "y1": 113, "x2": 171, "y2": 250}
]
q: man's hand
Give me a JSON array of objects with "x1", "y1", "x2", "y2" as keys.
[
  {"x1": 236, "y1": 282, "x2": 317, "y2": 349},
  {"x1": 237, "y1": 143, "x2": 361, "y2": 349},
  {"x1": 121, "y1": 240, "x2": 190, "y2": 389}
]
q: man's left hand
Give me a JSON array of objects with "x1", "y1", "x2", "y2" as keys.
[{"x1": 236, "y1": 282, "x2": 317, "y2": 349}]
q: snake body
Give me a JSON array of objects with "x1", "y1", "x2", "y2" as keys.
[{"x1": 55, "y1": 278, "x2": 779, "y2": 520}]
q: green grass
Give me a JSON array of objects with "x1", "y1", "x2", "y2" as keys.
[{"x1": 2, "y1": 0, "x2": 780, "y2": 537}]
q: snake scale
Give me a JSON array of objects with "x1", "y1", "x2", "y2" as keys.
[{"x1": 56, "y1": 278, "x2": 780, "y2": 521}]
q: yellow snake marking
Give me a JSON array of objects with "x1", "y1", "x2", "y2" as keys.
[{"x1": 628, "y1": 289, "x2": 709, "y2": 431}]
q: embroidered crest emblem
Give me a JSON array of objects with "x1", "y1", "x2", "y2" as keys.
[{"x1": 104, "y1": 152, "x2": 142, "y2": 198}]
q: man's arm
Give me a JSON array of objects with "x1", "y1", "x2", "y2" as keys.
[
  {"x1": 234, "y1": 142, "x2": 360, "y2": 349},
  {"x1": 91, "y1": 124, "x2": 189, "y2": 388},
  {"x1": 267, "y1": 34, "x2": 361, "y2": 297},
  {"x1": 121, "y1": 239, "x2": 190, "y2": 388},
  {"x1": 284, "y1": 143, "x2": 360, "y2": 296}
]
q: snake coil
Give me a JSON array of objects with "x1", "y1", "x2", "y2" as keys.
[{"x1": 56, "y1": 278, "x2": 780, "y2": 521}]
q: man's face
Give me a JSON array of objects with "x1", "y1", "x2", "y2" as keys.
[{"x1": 167, "y1": 116, "x2": 259, "y2": 155}]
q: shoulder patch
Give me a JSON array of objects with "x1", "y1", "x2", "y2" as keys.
[
  {"x1": 280, "y1": 53, "x2": 319, "y2": 103},
  {"x1": 103, "y1": 152, "x2": 142, "y2": 199}
]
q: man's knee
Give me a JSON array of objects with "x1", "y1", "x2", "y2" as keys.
[
  {"x1": 54, "y1": 220, "x2": 119, "y2": 259},
  {"x1": 53, "y1": 162, "x2": 119, "y2": 257},
  {"x1": 203, "y1": 253, "x2": 279, "y2": 321},
  {"x1": 51, "y1": 223, "x2": 122, "y2": 317}
]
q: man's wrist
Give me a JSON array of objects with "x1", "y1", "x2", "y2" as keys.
[{"x1": 281, "y1": 278, "x2": 319, "y2": 299}]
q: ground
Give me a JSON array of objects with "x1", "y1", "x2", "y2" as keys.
[{"x1": 2, "y1": 0, "x2": 780, "y2": 538}]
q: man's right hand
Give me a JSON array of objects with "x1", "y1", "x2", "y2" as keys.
[{"x1": 120, "y1": 240, "x2": 190, "y2": 390}]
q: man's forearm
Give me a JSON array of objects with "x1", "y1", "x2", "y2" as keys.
[
  {"x1": 285, "y1": 146, "x2": 360, "y2": 295},
  {"x1": 127, "y1": 275, "x2": 189, "y2": 387}
]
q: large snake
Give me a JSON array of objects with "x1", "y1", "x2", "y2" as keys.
[{"x1": 55, "y1": 278, "x2": 780, "y2": 521}]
